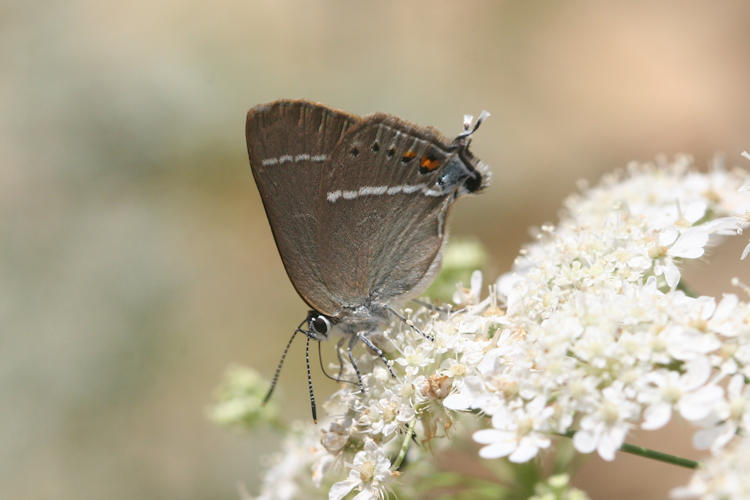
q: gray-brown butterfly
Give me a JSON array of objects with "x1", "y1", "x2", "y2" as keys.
[{"x1": 245, "y1": 100, "x2": 489, "y2": 420}]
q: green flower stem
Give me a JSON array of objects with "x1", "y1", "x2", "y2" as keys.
[
  {"x1": 392, "y1": 418, "x2": 417, "y2": 471},
  {"x1": 618, "y1": 442, "x2": 698, "y2": 469},
  {"x1": 557, "y1": 431, "x2": 698, "y2": 469}
]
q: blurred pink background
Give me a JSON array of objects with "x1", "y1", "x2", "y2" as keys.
[{"x1": 2, "y1": 1, "x2": 749, "y2": 498}]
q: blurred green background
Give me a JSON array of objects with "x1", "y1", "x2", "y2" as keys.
[{"x1": 2, "y1": 1, "x2": 750, "y2": 498}]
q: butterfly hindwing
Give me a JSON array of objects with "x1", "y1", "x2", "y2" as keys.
[{"x1": 315, "y1": 114, "x2": 460, "y2": 309}]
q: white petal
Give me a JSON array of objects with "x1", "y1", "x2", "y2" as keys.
[
  {"x1": 473, "y1": 429, "x2": 517, "y2": 459},
  {"x1": 353, "y1": 488, "x2": 379, "y2": 500},
  {"x1": 696, "y1": 296, "x2": 717, "y2": 321},
  {"x1": 671, "y1": 485, "x2": 706, "y2": 499},
  {"x1": 727, "y1": 373, "x2": 744, "y2": 397},
  {"x1": 628, "y1": 255, "x2": 652, "y2": 270},
  {"x1": 469, "y1": 270, "x2": 483, "y2": 295},
  {"x1": 490, "y1": 408, "x2": 515, "y2": 429},
  {"x1": 709, "y1": 423, "x2": 737, "y2": 452},
  {"x1": 473, "y1": 428, "x2": 510, "y2": 445},
  {"x1": 526, "y1": 395, "x2": 548, "y2": 414},
  {"x1": 572, "y1": 430, "x2": 598, "y2": 454},
  {"x1": 443, "y1": 392, "x2": 471, "y2": 411},
  {"x1": 682, "y1": 200, "x2": 707, "y2": 223},
  {"x1": 742, "y1": 242, "x2": 750, "y2": 260},
  {"x1": 495, "y1": 272, "x2": 522, "y2": 302},
  {"x1": 700, "y1": 216, "x2": 742, "y2": 236},
  {"x1": 681, "y1": 356, "x2": 712, "y2": 390},
  {"x1": 478, "y1": 348, "x2": 504, "y2": 374},
  {"x1": 712, "y1": 294, "x2": 739, "y2": 324},
  {"x1": 597, "y1": 426, "x2": 627, "y2": 461},
  {"x1": 659, "y1": 227, "x2": 679, "y2": 246},
  {"x1": 692, "y1": 422, "x2": 736, "y2": 451},
  {"x1": 509, "y1": 438, "x2": 544, "y2": 463},
  {"x1": 667, "y1": 330, "x2": 721, "y2": 360},
  {"x1": 642, "y1": 403, "x2": 672, "y2": 430},
  {"x1": 478, "y1": 441, "x2": 516, "y2": 459},
  {"x1": 329, "y1": 479, "x2": 358, "y2": 500},
  {"x1": 668, "y1": 230, "x2": 708, "y2": 259},
  {"x1": 678, "y1": 385, "x2": 724, "y2": 421},
  {"x1": 663, "y1": 262, "x2": 681, "y2": 289}
]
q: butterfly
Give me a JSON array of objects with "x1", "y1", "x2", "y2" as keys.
[{"x1": 245, "y1": 100, "x2": 488, "y2": 420}]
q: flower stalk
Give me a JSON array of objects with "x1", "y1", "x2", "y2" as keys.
[
  {"x1": 557, "y1": 430, "x2": 699, "y2": 469},
  {"x1": 392, "y1": 417, "x2": 417, "y2": 471}
]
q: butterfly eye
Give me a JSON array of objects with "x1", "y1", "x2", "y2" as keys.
[{"x1": 310, "y1": 315, "x2": 331, "y2": 336}]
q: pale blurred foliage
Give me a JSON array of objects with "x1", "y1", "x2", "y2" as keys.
[{"x1": 1, "y1": 1, "x2": 749, "y2": 498}]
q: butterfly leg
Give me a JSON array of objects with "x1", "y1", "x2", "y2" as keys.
[
  {"x1": 411, "y1": 298, "x2": 453, "y2": 315},
  {"x1": 386, "y1": 305, "x2": 434, "y2": 342},
  {"x1": 357, "y1": 332, "x2": 396, "y2": 378},
  {"x1": 335, "y1": 336, "x2": 347, "y2": 381},
  {"x1": 346, "y1": 334, "x2": 365, "y2": 393}
]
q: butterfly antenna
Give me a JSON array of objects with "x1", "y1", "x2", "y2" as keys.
[
  {"x1": 387, "y1": 305, "x2": 434, "y2": 342},
  {"x1": 456, "y1": 110, "x2": 491, "y2": 140},
  {"x1": 305, "y1": 334, "x2": 317, "y2": 423},
  {"x1": 263, "y1": 318, "x2": 306, "y2": 405}
]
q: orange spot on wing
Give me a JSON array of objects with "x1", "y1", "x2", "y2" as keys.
[
  {"x1": 420, "y1": 156, "x2": 441, "y2": 171},
  {"x1": 403, "y1": 150, "x2": 417, "y2": 159}
]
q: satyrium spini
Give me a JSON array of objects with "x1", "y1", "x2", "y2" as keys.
[{"x1": 245, "y1": 100, "x2": 489, "y2": 421}]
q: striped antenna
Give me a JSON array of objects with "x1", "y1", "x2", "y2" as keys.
[
  {"x1": 263, "y1": 318, "x2": 306, "y2": 405},
  {"x1": 305, "y1": 335, "x2": 317, "y2": 423}
]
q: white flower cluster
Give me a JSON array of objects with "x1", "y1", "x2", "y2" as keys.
[
  {"x1": 452, "y1": 158, "x2": 750, "y2": 461},
  {"x1": 251, "y1": 156, "x2": 750, "y2": 499},
  {"x1": 671, "y1": 433, "x2": 750, "y2": 499},
  {"x1": 254, "y1": 423, "x2": 324, "y2": 500}
]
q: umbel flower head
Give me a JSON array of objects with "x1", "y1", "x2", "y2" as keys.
[
  {"x1": 672, "y1": 433, "x2": 750, "y2": 499},
  {"x1": 215, "y1": 155, "x2": 750, "y2": 500},
  {"x1": 209, "y1": 365, "x2": 279, "y2": 428}
]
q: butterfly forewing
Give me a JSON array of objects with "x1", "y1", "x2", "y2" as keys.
[
  {"x1": 315, "y1": 115, "x2": 458, "y2": 309},
  {"x1": 246, "y1": 100, "x2": 359, "y2": 316}
]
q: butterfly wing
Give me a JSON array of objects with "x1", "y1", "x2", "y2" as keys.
[
  {"x1": 246, "y1": 100, "x2": 359, "y2": 315},
  {"x1": 314, "y1": 114, "x2": 480, "y2": 310}
]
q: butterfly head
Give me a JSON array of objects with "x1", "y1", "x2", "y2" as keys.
[{"x1": 437, "y1": 111, "x2": 491, "y2": 196}]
